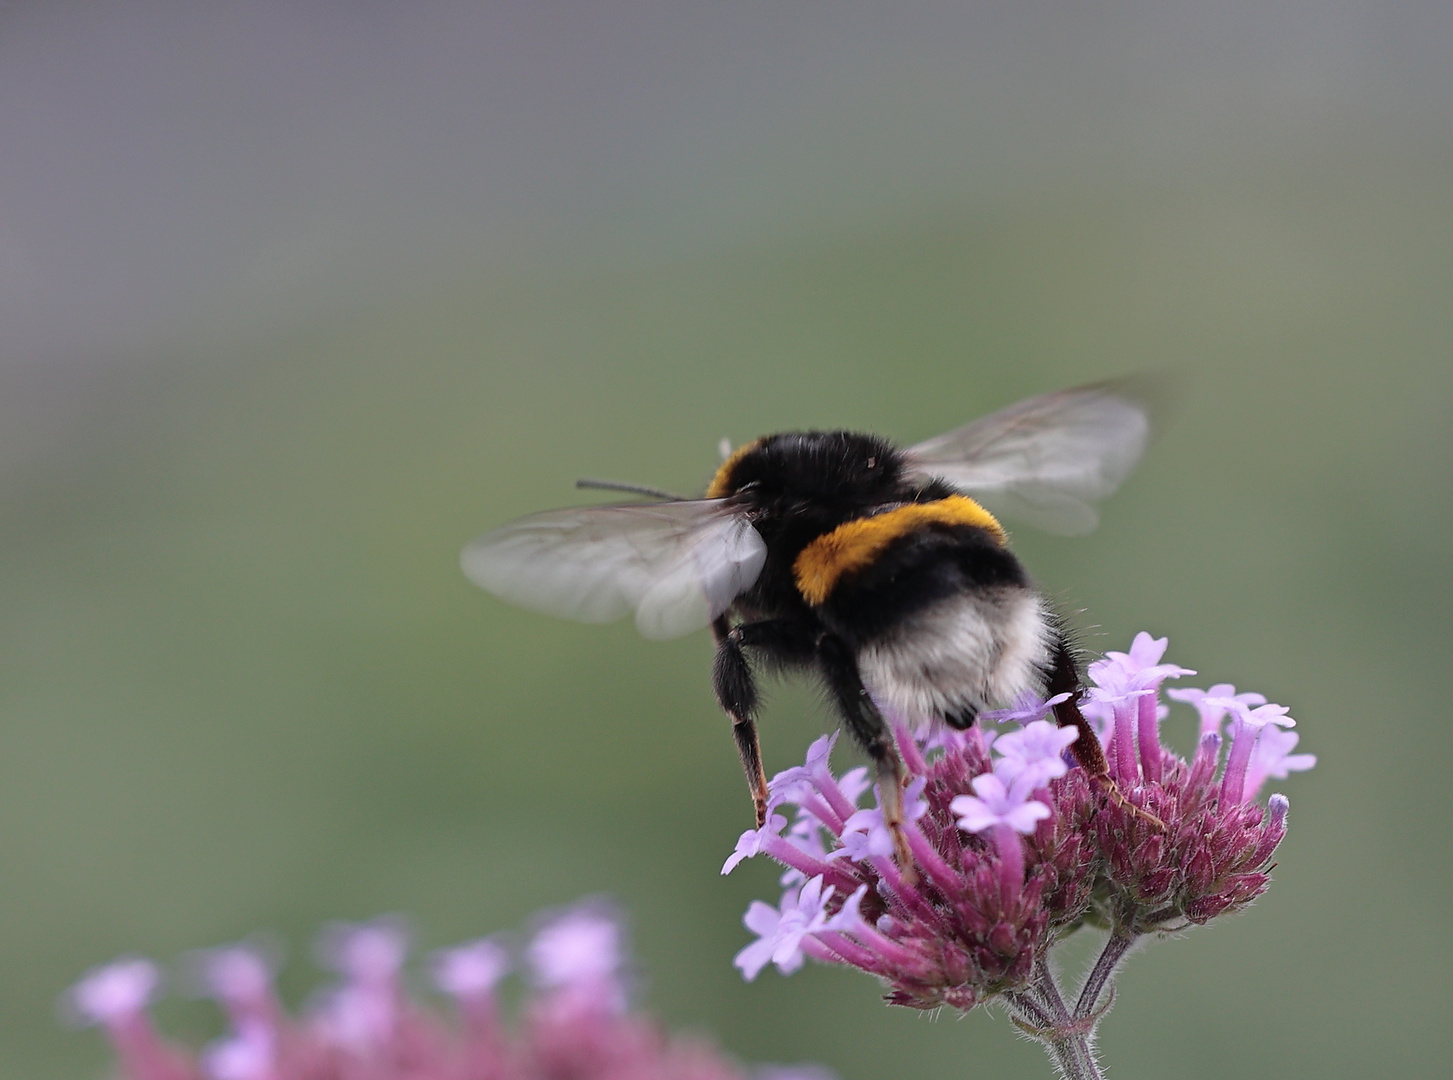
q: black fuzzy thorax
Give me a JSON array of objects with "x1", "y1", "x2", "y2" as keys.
[
  {"x1": 725, "y1": 432, "x2": 906, "y2": 620},
  {"x1": 719, "y1": 431, "x2": 967, "y2": 628}
]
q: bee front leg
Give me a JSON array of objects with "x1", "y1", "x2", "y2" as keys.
[
  {"x1": 815, "y1": 633, "x2": 916, "y2": 879},
  {"x1": 711, "y1": 616, "x2": 769, "y2": 826},
  {"x1": 713, "y1": 616, "x2": 820, "y2": 826}
]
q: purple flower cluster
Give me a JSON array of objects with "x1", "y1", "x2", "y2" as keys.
[
  {"x1": 66, "y1": 903, "x2": 832, "y2": 1080},
  {"x1": 724, "y1": 633, "x2": 1314, "y2": 1016}
]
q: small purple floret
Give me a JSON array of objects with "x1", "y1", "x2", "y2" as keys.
[
  {"x1": 723, "y1": 813, "x2": 790, "y2": 875},
  {"x1": 982, "y1": 691, "x2": 1071, "y2": 726},
  {"x1": 992, "y1": 720, "x2": 1079, "y2": 789},
  {"x1": 839, "y1": 778, "x2": 929, "y2": 862},
  {"x1": 1167, "y1": 683, "x2": 1268, "y2": 737},
  {"x1": 1245, "y1": 726, "x2": 1317, "y2": 799},
  {"x1": 734, "y1": 877, "x2": 837, "y2": 981},
  {"x1": 951, "y1": 773, "x2": 1052, "y2": 835}
]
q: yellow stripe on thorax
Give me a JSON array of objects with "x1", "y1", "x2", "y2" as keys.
[
  {"x1": 706, "y1": 438, "x2": 763, "y2": 499},
  {"x1": 793, "y1": 496, "x2": 1006, "y2": 606}
]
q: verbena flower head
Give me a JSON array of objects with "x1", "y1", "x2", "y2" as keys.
[
  {"x1": 724, "y1": 632, "x2": 1312, "y2": 1015},
  {"x1": 67, "y1": 902, "x2": 836, "y2": 1080}
]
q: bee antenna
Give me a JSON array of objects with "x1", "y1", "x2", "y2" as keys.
[{"x1": 575, "y1": 478, "x2": 686, "y2": 501}]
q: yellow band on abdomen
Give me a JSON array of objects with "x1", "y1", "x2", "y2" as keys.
[{"x1": 793, "y1": 496, "x2": 1006, "y2": 606}]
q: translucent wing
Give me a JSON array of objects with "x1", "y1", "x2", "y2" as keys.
[
  {"x1": 461, "y1": 500, "x2": 766, "y2": 640},
  {"x1": 903, "y1": 376, "x2": 1163, "y2": 535}
]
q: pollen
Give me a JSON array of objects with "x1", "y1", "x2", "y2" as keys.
[{"x1": 793, "y1": 496, "x2": 1007, "y2": 605}]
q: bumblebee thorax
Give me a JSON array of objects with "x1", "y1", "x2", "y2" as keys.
[{"x1": 706, "y1": 431, "x2": 907, "y2": 508}]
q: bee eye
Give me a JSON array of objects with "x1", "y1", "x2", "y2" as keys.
[{"x1": 737, "y1": 480, "x2": 761, "y2": 493}]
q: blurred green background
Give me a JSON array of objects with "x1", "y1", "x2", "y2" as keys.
[{"x1": 1, "y1": 3, "x2": 1450, "y2": 1078}]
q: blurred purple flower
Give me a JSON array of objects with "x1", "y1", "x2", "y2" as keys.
[
  {"x1": 187, "y1": 943, "x2": 280, "y2": 1022},
  {"x1": 527, "y1": 903, "x2": 623, "y2": 990},
  {"x1": 68, "y1": 902, "x2": 835, "y2": 1080},
  {"x1": 68, "y1": 958, "x2": 163, "y2": 1028},
  {"x1": 431, "y1": 936, "x2": 510, "y2": 1003},
  {"x1": 64, "y1": 958, "x2": 194, "y2": 1080}
]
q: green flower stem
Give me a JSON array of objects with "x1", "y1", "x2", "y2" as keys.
[{"x1": 1004, "y1": 932, "x2": 1139, "y2": 1080}]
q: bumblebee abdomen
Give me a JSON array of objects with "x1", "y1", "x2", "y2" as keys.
[
  {"x1": 794, "y1": 497, "x2": 1052, "y2": 729},
  {"x1": 855, "y1": 588, "x2": 1054, "y2": 729}
]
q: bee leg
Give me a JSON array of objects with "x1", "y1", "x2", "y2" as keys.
[
  {"x1": 712, "y1": 617, "x2": 769, "y2": 826},
  {"x1": 712, "y1": 616, "x2": 821, "y2": 826},
  {"x1": 815, "y1": 633, "x2": 917, "y2": 881},
  {"x1": 1046, "y1": 638, "x2": 1109, "y2": 776},
  {"x1": 1047, "y1": 638, "x2": 1165, "y2": 829}
]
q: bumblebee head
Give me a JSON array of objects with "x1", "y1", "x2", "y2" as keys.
[{"x1": 706, "y1": 431, "x2": 906, "y2": 508}]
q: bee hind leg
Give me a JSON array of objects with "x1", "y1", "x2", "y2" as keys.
[
  {"x1": 815, "y1": 633, "x2": 917, "y2": 881},
  {"x1": 1046, "y1": 637, "x2": 1165, "y2": 829}
]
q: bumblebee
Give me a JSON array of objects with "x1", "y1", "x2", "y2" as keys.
[{"x1": 462, "y1": 379, "x2": 1159, "y2": 854}]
